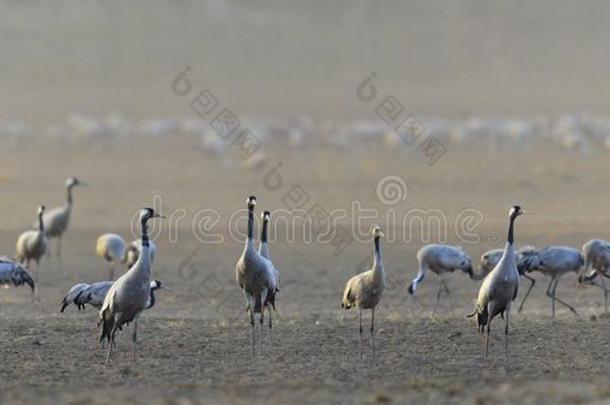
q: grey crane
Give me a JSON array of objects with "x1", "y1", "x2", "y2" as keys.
[
  {"x1": 99, "y1": 207, "x2": 164, "y2": 364},
  {"x1": 580, "y1": 239, "x2": 610, "y2": 312},
  {"x1": 235, "y1": 196, "x2": 277, "y2": 357},
  {"x1": 16, "y1": 205, "x2": 48, "y2": 286},
  {"x1": 518, "y1": 246, "x2": 583, "y2": 317},
  {"x1": 258, "y1": 210, "x2": 280, "y2": 337},
  {"x1": 479, "y1": 246, "x2": 538, "y2": 313},
  {"x1": 407, "y1": 244, "x2": 474, "y2": 317},
  {"x1": 61, "y1": 279, "x2": 166, "y2": 312},
  {"x1": 0, "y1": 256, "x2": 35, "y2": 310},
  {"x1": 40, "y1": 177, "x2": 85, "y2": 258},
  {"x1": 468, "y1": 205, "x2": 525, "y2": 358},
  {"x1": 96, "y1": 233, "x2": 127, "y2": 279},
  {"x1": 341, "y1": 226, "x2": 385, "y2": 360}
]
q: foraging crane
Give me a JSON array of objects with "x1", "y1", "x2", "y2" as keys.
[
  {"x1": 407, "y1": 244, "x2": 474, "y2": 316},
  {"x1": 61, "y1": 279, "x2": 166, "y2": 312},
  {"x1": 99, "y1": 207, "x2": 164, "y2": 364},
  {"x1": 580, "y1": 239, "x2": 610, "y2": 312},
  {"x1": 0, "y1": 257, "x2": 35, "y2": 310},
  {"x1": 518, "y1": 246, "x2": 583, "y2": 317},
  {"x1": 479, "y1": 246, "x2": 538, "y2": 313},
  {"x1": 16, "y1": 205, "x2": 48, "y2": 285},
  {"x1": 341, "y1": 226, "x2": 385, "y2": 360},
  {"x1": 125, "y1": 239, "x2": 157, "y2": 269},
  {"x1": 96, "y1": 233, "x2": 127, "y2": 279},
  {"x1": 40, "y1": 177, "x2": 85, "y2": 258},
  {"x1": 235, "y1": 196, "x2": 277, "y2": 356},
  {"x1": 468, "y1": 205, "x2": 525, "y2": 358}
]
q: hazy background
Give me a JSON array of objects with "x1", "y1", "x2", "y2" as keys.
[{"x1": 3, "y1": 0, "x2": 610, "y2": 122}]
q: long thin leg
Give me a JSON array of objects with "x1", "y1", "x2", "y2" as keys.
[
  {"x1": 259, "y1": 289, "x2": 267, "y2": 355},
  {"x1": 546, "y1": 278, "x2": 556, "y2": 317},
  {"x1": 601, "y1": 276, "x2": 608, "y2": 313},
  {"x1": 358, "y1": 308, "x2": 363, "y2": 360},
  {"x1": 432, "y1": 282, "x2": 444, "y2": 318},
  {"x1": 504, "y1": 302, "x2": 512, "y2": 356},
  {"x1": 484, "y1": 302, "x2": 494, "y2": 358},
  {"x1": 551, "y1": 276, "x2": 578, "y2": 316},
  {"x1": 131, "y1": 320, "x2": 138, "y2": 362},
  {"x1": 441, "y1": 278, "x2": 456, "y2": 318},
  {"x1": 517, "y1": 274, "x2": 536, "y2": 313},
  {"x1": 267, "y1": 305, "x2": 273, "y2": 345},
  {"x1": 106, "y1": 325, "x2": 117, "y2": 364},
  {"x1": 370, "y1": 307, "x2": 375, "y2": 362},
  {"x1": 242, "y1": 290, "x2": 255, "y2": 358}
]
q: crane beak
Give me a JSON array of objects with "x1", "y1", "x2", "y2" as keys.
[
  {"x1": 161, "y1": 286, "x2": 171, "y2": 291},
  {"x1": 155, "y1": 214, "x2": 166, "y2": 219}
]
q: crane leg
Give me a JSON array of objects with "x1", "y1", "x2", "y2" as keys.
[
  {"x1": 550, "y1": 277, "x2": 578, "y2": 316},
  {"x1": 106, "y1": 325, "x2": 118, "y2": 364},
  {"x1": 358, "y1": 308, "x2": 363, "y2": 360},
  {"x1": 546, "y1": 278, "x2": 556, "y2": 317},
  {"x1": 432, "y1": 282, "x2": 444, "y2": 318},
  {"x1": 259, "y1": 289, "x2": 267, "y2": 355},
  {"x1": 504, "y1": 302, "x2": 512, "y2": 357},
  {"x1": 441, "y1": 278, "x2": 455, "y2": 318},
  {"x1": 131, "y1": 321, "x2": 138, "y2": 362},
  {"x1": 370, "y1": 307, "x2": 375, "y2": 362},
  {"x1": 267, "y1": 305, "x2": 273, "y2": 346},
  {"x1": 484, "y1": 302, "x2": 494, "y2": 358},
  {"x1": 517, "y1": 274, "x2": 536, "y2": 313}
]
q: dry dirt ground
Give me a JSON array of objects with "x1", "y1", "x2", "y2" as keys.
[{"x1": 0, "y1": 141, "x2": 609, "y2": 404}]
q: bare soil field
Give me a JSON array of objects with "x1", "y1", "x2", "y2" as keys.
[{"x1": 0, "y1": 141, "x2": 609, "y2": 404}]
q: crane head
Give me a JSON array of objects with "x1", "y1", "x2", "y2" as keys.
[
  {"x1": 247, "y1": 196, "x2": 257, "y2": 208},
  {"x1": 509, "y1": 205, "x2": 526, "y2": 219}
]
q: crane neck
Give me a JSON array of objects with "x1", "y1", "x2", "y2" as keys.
[
  {"x1": 38, "y1": 211, "x2": 44, "y2": 232},
  {"x1": 141, "y1": 217, "x2": 150, "y2": 247},
  {"x1": 148, "y1": 289, "x2": 156, "y2": 309},
  {"x1": 66, "y1": 185, "x2": 74, "y2": 206},
  {"x1": 261, "y1": 218, "x2": 268, "y2": 243},
  {"x1": 373, "y1": 236, "x2": 383, "y2": 271},
  {"x1": 507, "y1": 215, "x2": 516, "y2": 245},
  {"x1": 244, "y1": 205, "x2": 255, "y2": 252}
]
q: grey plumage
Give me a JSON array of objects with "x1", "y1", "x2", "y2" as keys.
[
  {"x1": 341, "y1": 226, "x2": 385, "y2": 360},
  {"x1": 125, "y1": 239, "x2": 157, "y2": 269},
  {"x1": 236, "y1": 196, "x2": 276, "y2": 357},
  {"x1": 16, "y1": 205, "x2": 48, "y2": 289},
  {"x1": 258, "y1": 210, "x2": 280, "y2": 313},
  {"x1": 0, "y1": 257, "x2": 35, "y2": 309},
  {"x1": 99, "y1": 207, "x2": 164, "y2": 364},
  {"x1": 408, "y1": 244, "x2": 473, "y2": 317},
  {"x1": 469, "y1": 205, "x2": 525, "y2": 358},
  {"x1": 96, "y1": 233, "x2": 127, "y2": 279},
  {"x1": 61, "y1": 279, "x2": 165, "y2": 312},
  {"x1": 518, "y1": 246, "x2": 584, "y2": 317},
  {"x1": 479, "y1": 246, "x2": 538, "y2": 313},
  {"x1": 580, "y1": 239, "x2": 610, "y2": 312},
  {"x1": 40, "y1": 177, "x2": 85, "y2": 258}
]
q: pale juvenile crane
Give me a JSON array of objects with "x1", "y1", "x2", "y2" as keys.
[
  {"x1": 16, "y1": 205, "x2": 48, "y2": 286},
  {"x1": 580, "y1": 239, "x2": 610, "y2": 311},
  {"x1": 96, "y1": 233, "x2": 127, "y2": 279},
  {"x1": 235, "y1": 196, "x2": 277, "y2": 357},
  {"x1": 99, "y1": 207, "x2": 164, "y2": 364},
  {"x1": 0, "y1": 257, "x2": 35, "y2": 310},
  {"x1": 468, "y1": 205, "x2": 525, "y2": 358},
  {"x1": 258, "y1": 210, "x2": 280, "y2": 337},
  {"x1": 341, "y1": 226, "x2": 385, "y2": 360},
  {"x1": 61, "y1": 279, "x2": 166, "y2": 312},
  {"x1": 125, "y1": 239, "x2": 157, "y2": 269},
  {"x1": 518, "y1": 246, "x2": 583, "y2": 317},
  {"x1": 40, "y1": 177, "x2": 85, "y2": 258},
  {"x1": 407, "y1": 244, "x2": 474, "y2": 316},
  {"x1": 479, "y1": 246, "x2": 538, "y2": 313}
]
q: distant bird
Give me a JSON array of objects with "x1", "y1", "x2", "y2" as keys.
[
  {"x1": 341, "y1": 226, "x2": 385, "y2": 360},
  {"x1": 468, "y1": 205, "x2": 525, "y2": 358},
  {"x1": 96, "y1": 233, "x2": 127, "y2": 279},
  {"x1": 235, "y1": 196, "x2": 277, "y2": 356},
  {"x1": 61, "y1": 279, "x2": 166, "y2": 312},
  {"x1": 0, "y1": 257, "x2": 35, "y2": 309},
  {"x1": 518, "y1": 246, "x2": 583, "y2": 317},
  {"x1": 478, "y1": 246, "x2": 538, "y2": 313},
  {"x1": 41, "y1": 177, "x2": 85, "y2": 258},
  {"x1": 258, "y1": 210, "x2": 280, "y2": 336},
  {"x1": 407, "y1": 244, "x2": 474, "y2": 316},
  {"x1": 125, "y1": 239, "x2": 157, "y2": 269},
  {"x1": 16, "y1": 205, "x2": 48, "y2": 285},
  {"x1": 99, "y1": 207, "x2": 164, "y2": 364}
]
